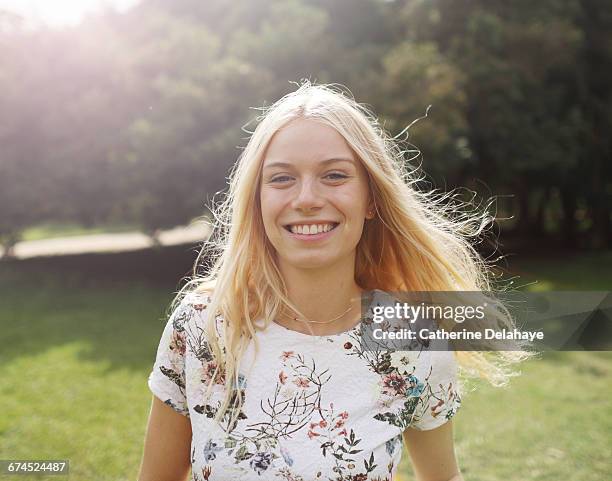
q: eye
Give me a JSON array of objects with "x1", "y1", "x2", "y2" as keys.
[
  {"x1": 270, "y1": 175, "x2": 293, "y2": 183},
  {"x1": 325, "y1": 172, "x2": 349, "y2": 180}
]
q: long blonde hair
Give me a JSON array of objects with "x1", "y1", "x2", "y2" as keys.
[{"x1": 175, "y1": 80, "x2": 533, "y2": 428}]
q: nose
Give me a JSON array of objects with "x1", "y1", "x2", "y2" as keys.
[{"x1": 291, "y1": 178, "x2": 324, "y2": 212}]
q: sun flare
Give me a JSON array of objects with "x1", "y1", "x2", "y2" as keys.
[{"x1": 0, "y1": 0, "x2": 140, "y2": 28}]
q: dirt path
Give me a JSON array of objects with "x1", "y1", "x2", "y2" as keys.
[{"x1": 2, "y1": 222, "x2": 211, "y2": 259}]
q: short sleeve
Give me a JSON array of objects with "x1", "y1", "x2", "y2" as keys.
[
  {"x1": 411, "y1": 350, "x2": 462, "y2": 431},
  {"x1": 147, "y1": 298, "x2": 194, "y2": 417}
]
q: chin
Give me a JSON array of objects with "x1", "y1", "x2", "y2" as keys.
[
  {"x1": 281, "y1": 252, "x2": 347, "y2": 271},
  {"x1": 285, "y1": 258, "x2": 330, "y2": 269}
]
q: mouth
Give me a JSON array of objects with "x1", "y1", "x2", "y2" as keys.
[{"x1": 283, "y1": 222, "x2": 340, "y2": 236}]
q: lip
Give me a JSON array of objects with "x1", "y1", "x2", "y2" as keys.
[
  {"x1": 283, "y1": 220, "x2": 339, "y2": 227},
  {"x1": 283, "y1": 222, "x2": 340, "y2": 242}
]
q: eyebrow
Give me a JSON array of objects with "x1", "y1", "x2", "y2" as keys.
[{"x1": 263, "y1": 157, "x2": 356, "y2": 170}]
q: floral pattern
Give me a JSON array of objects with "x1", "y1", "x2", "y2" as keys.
[{"x1": 148, "y1": 290, "x2": 462, "y2": 480}]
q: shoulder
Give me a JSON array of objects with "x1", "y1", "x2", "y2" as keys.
[
  {"x1": 171, "y1": 290, "x2": 225, "y2": 350},
  {"x1": 172, "y1": 291, "x2": 214, "y2": 323},
  {"x1": 183, "y1": 289, "x2": 213, "y2": 307}
]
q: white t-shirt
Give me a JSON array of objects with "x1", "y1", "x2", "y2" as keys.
[{"x1": 148, "y1": 290, "x2": 462, "y2": 481}]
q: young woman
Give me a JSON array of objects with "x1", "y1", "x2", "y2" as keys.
[{"x1": 138, "y1": 82, "x2": 527, "y2": 481}]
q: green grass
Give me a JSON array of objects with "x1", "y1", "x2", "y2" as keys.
[
  {"x1": 20, "y1": 222, "x2": 140, "y2": 241},
  {"x1": 397, "y1": 250, "x2": 612, "y2": 481},
  {"x1": 0, "y1": 275, "x2": 175, "y2": 481},
  {"x1": 407, "y1": 350, "x2": 611, "y2": 481},
  {"x1": 19, "y1": 215, "x2": 211, "y2": 242},
  {"x1": 0, "y1": 252, "x2": 610, "y2": 481}
]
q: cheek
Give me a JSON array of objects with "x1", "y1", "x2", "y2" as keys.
[
  {"x1": 335, "y1": 190, "x2": 369, "y2": 217},
  {"x1": 260, "y1": 191, "x2": 282, "y2": 229}
]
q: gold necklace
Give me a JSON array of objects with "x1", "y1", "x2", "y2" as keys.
[{"x1": 289, "y1": 303, "x2": 354, "y2": 325}]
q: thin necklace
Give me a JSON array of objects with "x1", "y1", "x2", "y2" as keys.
[{"x1": 289, "y1": 303, "x2": 354, "y2": 325}]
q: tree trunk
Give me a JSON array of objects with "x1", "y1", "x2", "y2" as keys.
[
  {"x1": 560, "y1": 187, "x2": 578, "y2": 248},
  {"x1": 515, "y1": 183, "x2": 531, "y2": 236},
  {"x1": 589, "y1": 194, "x2": 611, "y2": 249},
  {"x1": 532, "y1": 187, "x2": 551, "y2": 237}
]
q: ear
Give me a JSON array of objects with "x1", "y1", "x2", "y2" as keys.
[{"x1": 365, "y1": 199, "x2": 376, "y2": 220}]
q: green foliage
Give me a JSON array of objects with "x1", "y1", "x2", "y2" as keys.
[
  {"x1": 376, "y1": 41, "x2": 470, "y2": 182},
  {"x1": 0, "y1": 0, "x2": 610, "y2": 250}
]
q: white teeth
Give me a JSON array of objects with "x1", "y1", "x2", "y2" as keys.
[{"x1": 289, "y1": 223, "x2": 336, "y2": 235}]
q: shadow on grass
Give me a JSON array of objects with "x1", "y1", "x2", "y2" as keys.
[
  {"x1": 0, "y1": 244, "x2": 203, "y2": 372},
  {"x1": 501, "y1": 249, "x2": 612, "y2": 290},
  {"x1": 1, "y1": 246, "x2": 610, "y2": 374}
]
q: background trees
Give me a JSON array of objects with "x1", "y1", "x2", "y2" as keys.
[{"x1": 1, "y1": 0, "x2": 610, "y2": 255}]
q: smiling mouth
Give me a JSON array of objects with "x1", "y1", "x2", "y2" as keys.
[{"x1": 283, "y1": 223, "x2": 340, "y2": 235}]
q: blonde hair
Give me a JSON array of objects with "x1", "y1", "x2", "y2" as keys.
[{"x1": 174, "y1": 80, "x2": 534, "y2": 428}]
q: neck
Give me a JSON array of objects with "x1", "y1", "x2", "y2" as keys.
[{"x1": 275, "y1": 257, "x2": 364, "y2": 336}]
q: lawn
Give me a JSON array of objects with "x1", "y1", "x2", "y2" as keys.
[
  {"x1": 20, "y1": 222, "x2": 140, "y2": 242},
  {"x1": 0, "y1": 252, "x2": 610, "y2": 481},
  {"x1": 0, "y1": 274, "x2": 174, "y2": 481}
]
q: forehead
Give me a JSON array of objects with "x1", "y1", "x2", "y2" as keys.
[{"x1": 262, "y1": 118, "x2": 356, "y2": 166}]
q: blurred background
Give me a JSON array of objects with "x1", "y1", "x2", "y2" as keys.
[{"x1": 0, "y1": 1, "x2": 610, "y2": 480}]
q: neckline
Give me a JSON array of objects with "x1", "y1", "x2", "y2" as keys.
[
  {"x1": 265, "y1": 289, "x2": 389, "y2": 339},
  {"x1": 269, "y1": 318, "x2": 362, "y2": 339}
]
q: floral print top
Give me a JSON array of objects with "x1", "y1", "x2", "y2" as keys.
[{"x1": 147, "y1": 290, "x2": 462, "y2": 481}]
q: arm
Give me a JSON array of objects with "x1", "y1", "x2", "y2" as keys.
[
  {"x1": 138, "y1": 395, "x2": 192, "y2": 481},
  {"x1": 403, "y1": 420, "x2": 463, "y2": 481}
]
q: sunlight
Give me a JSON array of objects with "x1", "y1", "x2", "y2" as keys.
[{"x1": 0, "y1": 0, "x2": 140, "y2": 28}]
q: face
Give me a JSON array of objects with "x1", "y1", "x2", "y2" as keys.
[{"x1": 259, "y1": 118, "x2": 373, "y2": 271}]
